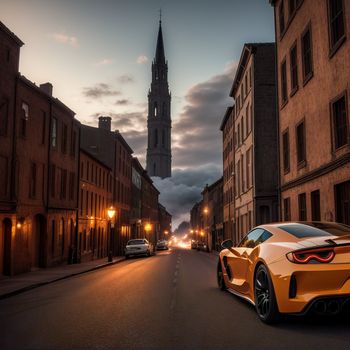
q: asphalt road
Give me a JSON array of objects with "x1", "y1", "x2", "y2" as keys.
[{"x1": 1, "y1": 247, "x2": 350, "y2": 350}]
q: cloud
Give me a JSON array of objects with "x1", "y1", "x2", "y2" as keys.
[
  {"x1": 95, "y1": 58, "x2": 113, "y2": 66},
  {"x1": 152, "y1": 165, "x2": 222, "y2": 228},
  {"x1": 115, "y1": 99, "x2": 130, "y2": 106},
  {"x1": 50, "y1": 33, "x2": 78, "y2": 47},
  {"x1": 137, "y1": 55, "x2": 148, "y2": 64},
  {"x1": 172, "y1": 61, "x2": 237, "y2": 169},
  {"x1": 82, "y1": 83, "x2": 121, "y2": 99},
  {"x1": 117, "y1": 75, "x2": 134, "y2": 84}
]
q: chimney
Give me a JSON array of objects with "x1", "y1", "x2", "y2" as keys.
[
  {"x1": 98, "y1": 116, "x2": 111, "y2": 131},
  {"x1": 39, "y1": 82, "x2": 53, "y2": 96}
]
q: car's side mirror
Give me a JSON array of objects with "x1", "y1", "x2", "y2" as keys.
[{"x1": 221, "y1": 239, "x2": 234, "y2": 249}]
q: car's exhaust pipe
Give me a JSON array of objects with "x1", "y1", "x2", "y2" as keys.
[
  {"x1": 327, "y1": 300, "x2": 341, "y2": 315},
  {"x1": 313, "y1": 300, "x2": 327, "y2": 314}
]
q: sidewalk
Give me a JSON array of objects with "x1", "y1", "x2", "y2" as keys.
[{"x1": 0, "y1": 256, "x2": 124, "y2": 300}]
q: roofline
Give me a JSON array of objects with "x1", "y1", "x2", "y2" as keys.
[
  {"x1": 0, "y1": 21, "x2": 24, "y2": 46},
  {"x1": 220, "y1": 106, "x2": 233, "y2": 131},
  {"x1": 114, "y1": 130, "x2": 134, "y2": 154},
  {"x1": 230, "y1": 43, "x2": 275, "y2": 97},
  {"x1": 19, "y1": 75, "x2": 76, "y2": 116},
  {"x1": 80, "y1": 148, "x2": 112, "y2": 171}
]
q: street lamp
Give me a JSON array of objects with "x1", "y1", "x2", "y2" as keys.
[
  {"x1": 107, "y1": 206, "x2": 116, "y2": 262},
  {"x1": 203, "y1": 207, "x2": 209, "y2": 252}
]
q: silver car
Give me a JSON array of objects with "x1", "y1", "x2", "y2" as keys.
[{"x1": 125, "y1": 239, "x2": 153, "y2": 258}]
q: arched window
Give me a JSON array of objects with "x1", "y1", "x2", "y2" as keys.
[{"x1": 154, "y1": 102, "x2": 158, "y2": 117}]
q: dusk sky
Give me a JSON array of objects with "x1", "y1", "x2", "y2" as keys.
[{"x1": 1, "y1": 0, "x2": 274, "y2": 228}]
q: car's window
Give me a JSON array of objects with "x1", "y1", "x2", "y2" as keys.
[
  {"x1": 278, "y1": 223, "x2": 350, "y2": 238},
  {"x1": 255, "y1": 230, "x2": 272, "y2": 245},
  {"x1": 238, "y1": 228, "x2": 265, "y2": 248},
  {"x1": 127, "y1": 239, "x2": 145, "y2": 245}
]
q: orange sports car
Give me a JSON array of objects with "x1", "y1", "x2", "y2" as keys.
[{"x1": 217, "y1": 222, "x2": 350, "y2": 323}]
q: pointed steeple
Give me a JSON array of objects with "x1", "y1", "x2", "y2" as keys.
[{"x1": 155, "y1": 17, "x2": 165, "y2": 65}]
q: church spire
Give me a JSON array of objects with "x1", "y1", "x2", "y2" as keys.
[{"x1": 155, "y1": 14, "x2": 165, "y2": 65}]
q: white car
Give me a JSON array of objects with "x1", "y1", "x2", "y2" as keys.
[{"x1": 125, "y1": 239, "x2": 153, "y2": 258}]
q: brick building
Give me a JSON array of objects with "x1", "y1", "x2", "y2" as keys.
[
  {"x1": 158, "y1": 203, "x2": 172, "y2": 240},
  {"x1": 130, "y1": 157, "x2": 143, "y2": 239},
  {"x1": 230, "y1": 43, "x2": 279, "y2": 244},
  {"x1": 201, "y1": 178, "x2": 224, "y2": 251},
  {"x1": 80, "y1": 117, "x2": 133, "y2": 257},
  {"x1": 78, "y1": 150, "x2": 112, "y2": 262},
  {"x1": 220, "y1": 106, "x2": 235, "y2": 241},
  {"x1": 271, "y1": 0, "x2": 350, "y2": 224},
  {"x1": 0, "y1": 21, "x2": 80, "y2": 275},
  {"x1": 190, "y1": 200, "x2": 204, "y2": 244},
  {"x1": 141, "y1": 171, "x2": 160, "y2": 247}
]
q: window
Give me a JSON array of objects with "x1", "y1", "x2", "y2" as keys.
[
  {"x1": 246, "y1": 147, "x2": 251, "y2": 189},
  {"x1": 162, "y1": 129, "x2": 165, "y2": 147},
  {"x1": 20, "y1": 102, "x2": 29, "y2": 138},
  {"x1": 50, "y1": 164, "x2": 56, "y2": 197},
  {"x1": 61, "y1": 124, "x2": 67, "y2": 154},
  {"x1": 328, "y1": 0, "x2": 346, "y2": 52},
  {"x1": 290, "y1": 43, "x2": 298, "y2": 93},
  {"x1": 51, "y1": 220, "x2": 56, "y2": 255},
  {"x1": 282, "y1": 129, "x2": 290, "y2": 173},
  {"x1": 335, "y1": 180, "x2": 350, "y2": 225},
  {"x1": 69, "y1": 172, "x2": 75, "y2": 201},
  {"x1": 41, "y1": 111, "x2": 46, "y2": 145},
  {"x1": 332, "y1": 94, "x2": 348, "y2": 149},
  {"x1": 279, "y1": 0, "x2": 285, "y2": 35},
  {"x1": 281, "y1": 59, "x2": 288, "y2": 104},
  {"x1": 154, "y1": 102, "x2": 158, "y2": 117},
  {"x1": 301, "y1": 24, "x2": 313, "y2": 82},
  {"x1": 311, "y1": 190, "x2": 321, "y2": 221},
  {"x1": 60, "y1": 169, "x2": 67, "y2": 199},
  {"x1": 239, "y1": 228, "x2": 271, "y2": 249},
  {"x1": 51, "y1": 117, "x2": 57, "y2": 148},
  {"x1": 284, "y1": 197, "x2": 291, "y2": 221},
  {"x1": 296, "y1": 121, "x2": 306, "y2": 165},
  {"x1": 29, "y1": 162, "x2": 37, "y2": 198},
  {"x1": 246, "y1": 105, "x2": 250, "y2": 135},
  {"x1": 0, "y1": 98, "x2": 9, "y2": 136},
  {"x1": 245, "y1": 74, "x2": 248, "y2": 95},
  {"x1": 289, "y1": 0, "x2": 297, "y2": 17},
  {"x1": 298, "y1": 192, "x2": 307, "y2": 220},
  {"x1": 70, "y1": 130, "x2": 76, "y2": 157}
]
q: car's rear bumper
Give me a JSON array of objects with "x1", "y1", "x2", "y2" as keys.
[
  {"x1": 270, "y1": 260, "x2": 350, "y2": 313},
  {"x1": 125, "y1": 249, "x2": 148, "y2": 256}
]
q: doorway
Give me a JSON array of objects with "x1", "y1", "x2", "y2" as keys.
[{"x1": 2, "y1": 218, "x2": 12, "y2": 276}]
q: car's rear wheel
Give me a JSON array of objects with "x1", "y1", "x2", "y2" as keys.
[
  {"x1": 217, "y1": 260, "x2": 226, "y2": 291},
  {"x1": 254, "y1": 264, "x2": 279, "y2": 323}
]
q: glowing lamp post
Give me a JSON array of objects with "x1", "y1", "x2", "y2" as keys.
[
  {"x1": 203, "y1": 207, "x2": 209, "y2": 252},
  {"x1": 107, "y1": 206, "x2": 116, "y2": 262}
]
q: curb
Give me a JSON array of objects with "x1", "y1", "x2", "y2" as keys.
[{"x1": 0, "y1": 258, "x2": 125, "y2": 300}]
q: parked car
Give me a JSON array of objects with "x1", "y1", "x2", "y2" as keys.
[
  {"x1": 125, "y1": 239, "x2": 153, "y2": 258},
  {"x1": 197, "y1": 242, "x2": 207, "y2": 251},
  {"x1": 156, "y1": 239, "x2": 169, "y2": 250},
  {"x1": 217, "y1": 222, "x2": 350, "y2": 323},
  {"x1": 191, "y1": 240, "x2": 198, "y2": 249}
]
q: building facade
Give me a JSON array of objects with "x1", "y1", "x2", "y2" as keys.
[
  {"x1": 141, "y1": 171, "x2": 160, "y2": 247},
  {"x1": 0, "y1": 21, "x2": 80, "y2": 275},
  {"x1": 158, "y1": 203, "x2": 172, "y2": 240},
  {"x1": 130, "y1": 157, "x2": 143, "y2": 239},
  {"x1": 201, "y1": 178, "x2": 224, "y2": 251},
  {"x1": 271, "y1": 0, "x2": 350, "y2": 224},
  {"x1": 78, "y1": 150, "x2": 112, "y2": 262},
  {"x1": 220, "y1": 106, "x2": 235, "y2": 241},
  {"x1": 80, "y1": 117, "x2": 133, "y2": 257},
  {"x1": 146, "y1": 19, "x2": 172, "y2": 178},
  {"x1": 230, "y1": 43, "x2": 279, "y2": 244}
]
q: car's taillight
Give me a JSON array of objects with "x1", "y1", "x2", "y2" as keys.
[{"x1": 287, "y1": 247, "x2": 335, "y2": 264}]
